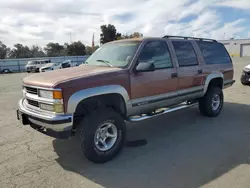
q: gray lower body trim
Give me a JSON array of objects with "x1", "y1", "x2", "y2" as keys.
[
  {"x1": 131, "y1": 91, "x2": 177, "y2": 107},
  {"x1": 132, "y1": 86, "x2": 203, "y2": 107},
  {"x1": 177, "y1": 86, "x2": 204, "y2": 97},
  {"x1": 129, "y1": 86, "x2": 204, "y2": 116}
]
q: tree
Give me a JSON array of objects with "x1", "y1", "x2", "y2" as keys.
[
  {"x1": 44, "y1": 42, "x2": 65, "y2": 57},
  {"x1": 9, "y1": 44, "x2": 32, "y2": 58},
  {"x1": 118, "y1": 32, "x2": 143, "y2": 40},
  {"x1": 86, "y1": 45, "x2": 99, "y2": 55},
  {"x1": 100, "y1": 24, "x2": 122, "y2": 44},
  {"x1": 0, "y1": 41, "x2": 9, "y2": 59},
  {"x1": 131, "y1": 32, "x2": 143, "y2": 38},
  {"x1": 65, "y1": 41, "x2": 86, "y2": 56},
  {"x1": 30, "y1": 45, "x2": 46, "y2": 57}
]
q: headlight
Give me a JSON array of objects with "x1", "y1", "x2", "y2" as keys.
[
  {"x1": 40, "y1": 103, "x2": 64, "y2": 113},
  {"x1": 39, "y1": 90, "x2": 63, "y2": 99},
  {"x1": 39, "y1": 90, "x2": 53, "y2": 99}
]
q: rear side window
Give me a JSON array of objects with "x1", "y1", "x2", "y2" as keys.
[
  {"x1": 172, "y1": 41, "x2": 198, "y2": 67},
  {"x1": 197, "y1": 41, "x2": 231, "y2": 64}
]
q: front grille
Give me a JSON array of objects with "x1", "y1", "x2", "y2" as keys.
[
  {"x1": 27, "y1": 99, "x2": 39, "y2": 107},
  {"x1": 25, "y1": 87, "x2": 38, "y2": 95}
]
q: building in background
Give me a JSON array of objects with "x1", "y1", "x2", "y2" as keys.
[{"x1": 219, "y1": 39, "x2": 250, "y2": 57}]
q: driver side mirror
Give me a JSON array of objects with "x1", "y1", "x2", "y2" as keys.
[{"x1": 136, "y1": 62, "x2": 155, "y2": 72}]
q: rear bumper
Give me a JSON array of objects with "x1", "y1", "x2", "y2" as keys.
[
  {"x1": 223, "y1": 80, "x2": 235, "y2": 89},
  {"x1": 17, "y1": 99, "x2": 73, "y2": 139}
]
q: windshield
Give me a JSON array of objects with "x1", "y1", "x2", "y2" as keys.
[{"x1": 86, "y1": 41, "x2": 141, "y2": 68}]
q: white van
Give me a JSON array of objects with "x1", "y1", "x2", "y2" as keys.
[
  {"x1": 39, "y1": 60, "x2": 78, "y2": 72},
  {"x1": 25, "y1": 59, "x2": 51, "y2": 73}
]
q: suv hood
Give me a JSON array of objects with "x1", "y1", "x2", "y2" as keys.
[{"x1": 23, "y1": 65, "x2": 122, "y2": 88}]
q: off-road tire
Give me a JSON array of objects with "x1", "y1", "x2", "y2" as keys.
[
  {"x1": 78, "y1": 107, "x2": 126, "y2": 163},
  {"x1": 198, "y1": 87, "x2": 223, "y2": 117}
]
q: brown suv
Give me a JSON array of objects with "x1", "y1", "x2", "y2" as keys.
[{"x1": 17, "y1": 35, "x2": 235, "y2": 163}]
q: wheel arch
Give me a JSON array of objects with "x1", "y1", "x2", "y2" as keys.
[
  {"x1": 203, "y1": 72, "x2": 224, "y2": 94},
  {"x1": 67, "y1": 85, "x2": 131, "y2": 116}
]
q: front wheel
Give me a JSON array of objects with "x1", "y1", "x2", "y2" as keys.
[
  {"x1": 198, "y1": 87, "x2": 224, "y2": 117},
  {"x1": 78, "y1": 108, "x2": 126, "y2": 163}
]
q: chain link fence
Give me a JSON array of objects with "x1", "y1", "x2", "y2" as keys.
[{"x1": 0, "y1": 56, "x2": 89, "y2": 73}]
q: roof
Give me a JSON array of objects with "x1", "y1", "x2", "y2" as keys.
[
  {"x1": 109, "y1": 37, "x2": 145, "y2": 43},
  {"x1": 108, "y1": 35, "x2": 217, "y2": 44}
]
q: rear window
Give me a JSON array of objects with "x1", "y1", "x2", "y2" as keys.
[{"x1": 197, "y1": 41, "x2": 231, "y2": 64}]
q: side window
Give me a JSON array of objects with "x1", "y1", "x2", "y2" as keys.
[
  {"x1": 138, "y1": 41, "x2": 173, "y2": 69},
  {"x1": 172, "y1": 41, "x2": 198, "y2": 67},
  {"x1": 197, "y1": 41, "x2": 231, "y2": 64}
]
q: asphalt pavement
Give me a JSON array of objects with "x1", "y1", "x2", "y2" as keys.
[{"x1": 0, "y1": 57, "x2": 250, "y2": 188}]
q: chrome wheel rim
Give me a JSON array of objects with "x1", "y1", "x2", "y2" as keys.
[
  {"x1": 212, "y1": 94, "x2": 221, "y2": 111},
  {"x1": 94, "y1": 122, "x2": 118, "y2": 151}
]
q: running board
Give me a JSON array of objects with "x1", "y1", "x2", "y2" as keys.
[{"x1": 127, "y1": 102, "x2": 197, "y2": 122}]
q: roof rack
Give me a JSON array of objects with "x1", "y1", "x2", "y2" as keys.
[{"x1": 163, "y1": 35, "x2": 217, "y2": 42}]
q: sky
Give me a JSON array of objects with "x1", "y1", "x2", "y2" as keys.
[{"x1": 0, "y1": 0, "x2": 250, "y2": 47}]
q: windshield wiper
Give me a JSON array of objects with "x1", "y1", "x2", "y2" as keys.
[{"x1": 96, "y1": 60, "x2": 114, "y2": 67}]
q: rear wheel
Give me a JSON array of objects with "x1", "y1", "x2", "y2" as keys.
[
  {"x1": 198, "y1": 87, "x2": 223, "y2": 117},
  {"x1": 78, "y1": 107, "x2": 126, "y2": 163}
]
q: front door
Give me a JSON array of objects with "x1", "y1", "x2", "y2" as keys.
[
  {"x1": 171, "y1": 40, "x2": 204, "y2": 97},
  {"x1": 130, "y1": 40, "x2": 178, "y2": 107}
]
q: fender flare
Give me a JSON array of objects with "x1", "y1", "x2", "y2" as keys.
[
  {"x1": 203, "y1": 72, "x2": 224, "y2": 94},
  {"x1": 67, "y1": 85, "x2": 131, "y2": 114}
]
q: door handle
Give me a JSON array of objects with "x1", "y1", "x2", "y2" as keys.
[
  {"x1": 171, "y1": 73, "x2": 178, "y2": 78},
  {"x1": 198, "y1": 69, "x2": 203, "y2": 74}
]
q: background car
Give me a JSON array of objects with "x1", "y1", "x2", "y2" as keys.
[
  {"x1": 39, "y1": 62, "x2": 61, "y2": 72},
  {"x1": 0, "y1": 68, "x2": 12, "y2": 74},
  {"x1": 240, "y1": 64, "x2": 250, "y2": 85},
  {"x1": 25, "y1": 59, "x2": 51, "y2": 73},
  {"x1": 39, "y1": 60, "x2": 78, "y2": 72},
  {"x1": 60, "y1": 60, "x2": 78, "y2": 68}
]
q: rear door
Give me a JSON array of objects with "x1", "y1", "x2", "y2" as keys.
[{"x1": 170, "y1": 40, "x2": 204, "y2": 97}]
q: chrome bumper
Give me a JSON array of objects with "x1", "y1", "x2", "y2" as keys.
[{"x1": 17, "y1": 99, "x2": 73, "y2": 138}]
